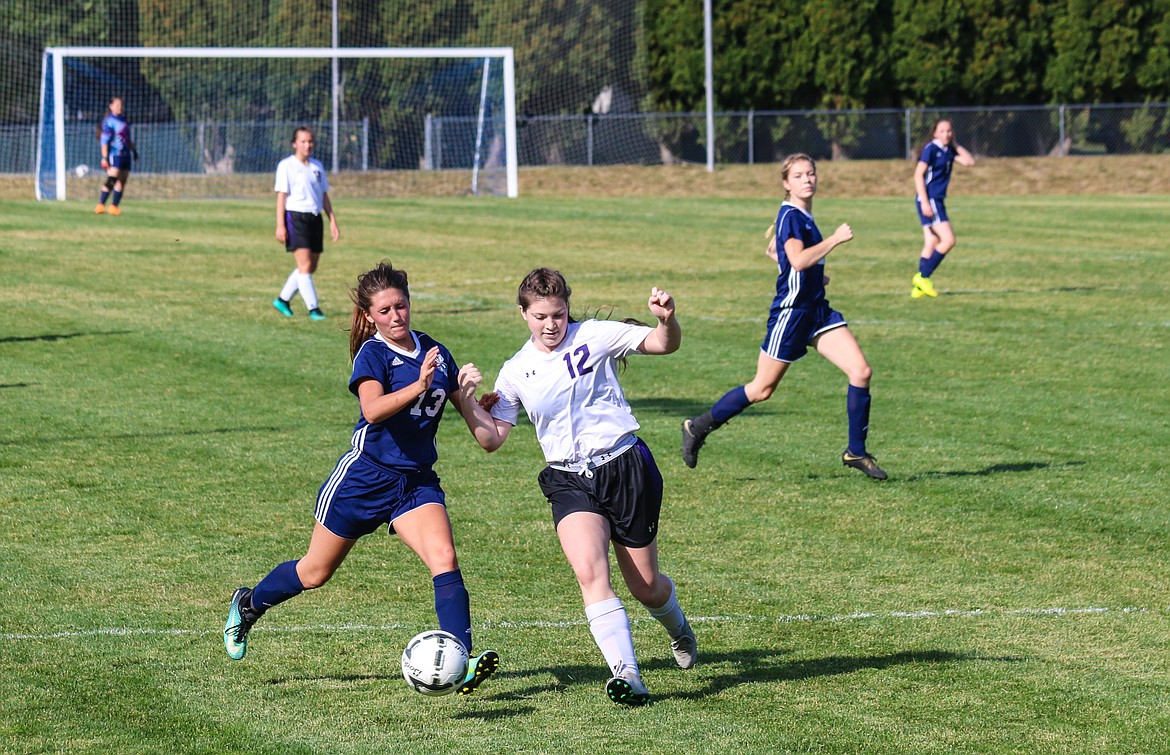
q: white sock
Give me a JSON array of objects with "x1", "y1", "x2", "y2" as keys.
[
  {"x1": 646, "y1": 576, "x2": 688, "y2": 637},
  {"x1": 279, "y1": 270, "x2": 299, "y2": 301},
  {"x1": 296, "y1": 272, "x2": 319, "y2": 310},
  {"x1": 586, "y1": 597, "x2": 640, "y2": 679}
]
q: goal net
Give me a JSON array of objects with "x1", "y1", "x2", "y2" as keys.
[{"x1": 36, "y1": 46, "x2": 517, "y2": 200}]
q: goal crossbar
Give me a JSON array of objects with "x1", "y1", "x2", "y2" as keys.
[{"x1": 39, "y1": 46, "x2": 518, "y2": 198}]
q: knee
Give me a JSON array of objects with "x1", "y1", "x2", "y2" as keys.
[
  {"x1": 296, "y1": 561, "x2": 335, "y2": 590},
  {"x1": 571, "y1": 562, "x2": 610, "y2": 594},
  {"x1": 426, "y1": 544, "x2": 459, "y2": 575},
  {"x1": 745, "y1": 383, "x2": 775, "y2": 403},
  {"x1": 627, "y1": 575, "x2": 666, "y2": 606},
  {"x1": 850, "y1": 364, "x2": 873, "y2": 387}
]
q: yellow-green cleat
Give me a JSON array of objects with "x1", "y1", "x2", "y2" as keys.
[{"x1": 912, "y1": 273, "x2": 938, "y2": 298}]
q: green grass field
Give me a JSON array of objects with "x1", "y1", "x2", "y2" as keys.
[{"x1": 2, "y1": 193, "x2": 1168, "y2": 754}]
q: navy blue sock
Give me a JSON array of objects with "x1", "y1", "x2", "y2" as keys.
[
  {"x1": 99, "y1": 189, "x2": 109, "y2": 205},
  {"x1": 921, "y1": 250, "x2": 945, "y2": 277},
  {"x1": 251, "y1": 559, "x2": 305, "y2": 613},
  {"x1": 711, "y1": 385, "x2": 751, "y2": 423},
  {"x1": 111, "y1": 190, "x2": 123, "y2": 207},
  {"x1": 846, "y1": 384, "x2": 871, "y2": 456},
  {"x1": 434, "y1": 569, "x2": 472, "y2": 654}
]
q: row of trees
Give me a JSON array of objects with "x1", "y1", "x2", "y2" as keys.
[
  {"x1": 645, "y1": 0, "x2": 1170, "y2": 114},
  {"x1": 7, "y1": 0, "x2": 1170, "y2": 169}
]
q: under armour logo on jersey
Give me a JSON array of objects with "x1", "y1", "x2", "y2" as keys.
[
  {"x1": 525, "y1": 370, "x2": 537, "y2": 378},
  {"x1": 391, "y1": 357, "x2": 404, "y2": 366}
]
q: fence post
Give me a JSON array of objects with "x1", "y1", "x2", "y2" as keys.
[
  {"x1": 362, "y1": 116, "x2": 369, "y2": 171},
  {"x1": 587, "y1": 114, "x2": 594, "y2": 166},
  {"x1": 748, "y1": 110, "x2": 754, "y2": 165},
  {"x1": 904, "y1": 109, "x2": 912, "y2": 159},
  {"x1": 423, "y1": 114, "x2": 433, "y2": 170},
  {"x1": 1059, "y1": 105, "x2": 1066, "y2": 156}
]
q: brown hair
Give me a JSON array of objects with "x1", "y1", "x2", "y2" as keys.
[
  {"x1": 291, "y1": 125, "x2": 314, "y2": 144},
  {"x1": 348, "y1": 260, "x2": 410, "y2": 359},
  {"x1": 921, "y1": 118, "x2": 952, "y2": 153},
  {"x1": 779, "y1": 152, "x2": 815, "y2": 199},
  {"x1": 517, "y1": 267, "x2": 573, "y2": 314}
]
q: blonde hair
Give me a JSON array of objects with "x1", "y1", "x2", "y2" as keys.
[{"x1": 779, "y1": 153, "x2": 815, "y2": 199}]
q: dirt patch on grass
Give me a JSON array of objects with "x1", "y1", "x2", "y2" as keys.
[{"x1": 6, "y1": 154, "x2": 1170, "y2": 201}]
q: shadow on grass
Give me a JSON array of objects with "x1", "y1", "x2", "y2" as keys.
[
  {"x1": 941, "y1": 287, "x2": 1105, "y2": 296},
  {"x1": 0, "y1": 330, "x2": 132, "y2": 344},
  {"x1": 909, "y1": 460, "x2": 1087, "y2": 480},
  {"x1": 454, "y1": 647, "x2": 1015, "y2": 711},
  {"x1": 628, "y1": 397, "x2": 722, "y2": 418},
  {"x1": 0, "y1": 425, "x2": 283, "y2": 446},
  {"x1": 0, "y1": 383, "x2": 34, "y2": 389}
]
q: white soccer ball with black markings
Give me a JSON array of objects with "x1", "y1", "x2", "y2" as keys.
[
  {"x1": 400, "y1": 630, "x2": 467, "y2": 696},
  {"x1": 74, "y1": 164, "x2": 90, "y2": 178}
]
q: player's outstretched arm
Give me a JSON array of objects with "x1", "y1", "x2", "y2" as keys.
[
  {"x1": 451, "y1": 367, "x2": 510, "y2": 452},
  {"x1": 639, "y1": 287, "x2": 681, "y2": 355}
]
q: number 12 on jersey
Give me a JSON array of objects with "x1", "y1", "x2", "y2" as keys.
[{"x1": 562, "y1": 345, "x2": 593, "y2": 379}]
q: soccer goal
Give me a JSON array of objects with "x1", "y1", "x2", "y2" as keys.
[{"x1": 36, "y1": 46, "x2": 517, "y2": 200}]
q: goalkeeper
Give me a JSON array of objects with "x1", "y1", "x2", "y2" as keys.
[{"x1": 94, "y1": 96, "x2": 138, "y2": 216}]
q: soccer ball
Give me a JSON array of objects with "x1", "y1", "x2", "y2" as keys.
[
  {"x1": 74, "y1": 164, "x2": 90, "y2": 178},
  {"x1": 400, "y1": 630, "x2": 468, "y2": 696}
]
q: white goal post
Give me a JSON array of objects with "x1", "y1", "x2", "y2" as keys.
[{"x1": 38, "y1": 46, "x2": 518, "y2": 199}]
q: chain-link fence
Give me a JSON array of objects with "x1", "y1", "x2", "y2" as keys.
[{"x1": 429, "y1": 103, "x2": 1170, "y2": 168}]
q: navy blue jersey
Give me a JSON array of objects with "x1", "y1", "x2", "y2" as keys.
[
  {"x1": 771, "y1": 201, "x2": 827, "y2": 310},
  {"x1": 101, "y1": 113, "x2": 132, "y2": 158},
  {"x1": 919, "y1": 140, "x2": 956, "y2": 200},
  {"x1": 348, "y1": 330, "x2": 459, "y2": 471}
]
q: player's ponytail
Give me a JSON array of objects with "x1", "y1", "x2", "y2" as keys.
[{"x1": 348, "y1": 259, "x2": 411, "y2": 360}]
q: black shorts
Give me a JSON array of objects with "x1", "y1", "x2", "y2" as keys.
[
  {"x1": 537, "y1": 437, "x2": 663, "y2": 548},
  {"x1": 284, "y1": 210, "x2": 324, "y2": 253}
]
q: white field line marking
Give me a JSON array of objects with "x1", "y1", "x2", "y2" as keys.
[{"x1": 0, "y1": 606, "x2": 1156, "y2": 642}]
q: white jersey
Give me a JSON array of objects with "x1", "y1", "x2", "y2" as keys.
[
  {"x1": 491, "y1": 319, "x2": 652, "y2": 464},
  {"x1": 274, "y1": 155, "x2": 329, "y2": 214}
]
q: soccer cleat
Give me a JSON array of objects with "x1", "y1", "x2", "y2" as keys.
[
  {"x1": 457, "y1": 650, "x2": 500, "y2": 696},
  {"x1": 308, "y1": 308, "x2": 327, "y2": 321},
  {"x1": 108, "y1": 205, "x2": 121, "y2": 216},
  {"x1": 606, "y1": 670, "x2": 652, "y2": 707},
  {"x1": 94, "y1": 203, "x2": 106, "y2": 214},
  {"x1": 272, "y1": 298, "x2": 294, "y2": 317},
  {"x1": 224, "y1": 587, "x2": 260, "y2": 660},
  {"x1": 842, "y1": 451, "x2": 888, "y2": 480},
  {"x1": 910, "y1": 286, "x2": 927, "y2": 299},
  {"x1": 912, "y1": 273, "x2": 938, "y2": 298},
  {"x1": 670, "y1": 619, "x2": 698, "y2": 669},
  {"x1": 680, "y1": 418, "x2": 707, "y2": 469}
]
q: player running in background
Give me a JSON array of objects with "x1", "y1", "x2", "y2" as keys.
[
  {"x1": 681, "y1": 153, "x2": 887, "y2": 480},
  {"x1": 95, "y1": 96, "x2": 137, "y2": 216},
  {"x1": 912, "y1": 118, "x2": 976, "y2": 298},
  {"x1": 272, "y1": 126, "x2": 339, "y2": 321},
  {"x1": 225, "y1": 260, "x2": 499, "y2": 697},
  {"x1": 465, "y1": 268, "x2": 696, "y2": 707}
]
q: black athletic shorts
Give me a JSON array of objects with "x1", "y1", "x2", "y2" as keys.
[
  {"x1": 284, "y1": 210, "x2": 324, "y2": 253},
  {"x1": 537, "y1": 437, "x2": 663, "y2": 548}
]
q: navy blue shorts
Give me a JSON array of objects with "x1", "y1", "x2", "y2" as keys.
[
  {"x1": 314, "y1": 450, "x2": 445, "y2": 540},
  {"x1": 537, "y1": 438, "x2": 663, "y2": 549},
  {"x1": 761, "y1": 300, "x2": 847, "y2": 363},
  {"x1": 916, "y1": 197, "x2": 949, "y2": 226},
  {"x1": 284, "y1": 210, "x2": 325, "y2": 253},
  {"x1": 109, "y1": 153, "x2": 132, "y2": 172}
]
